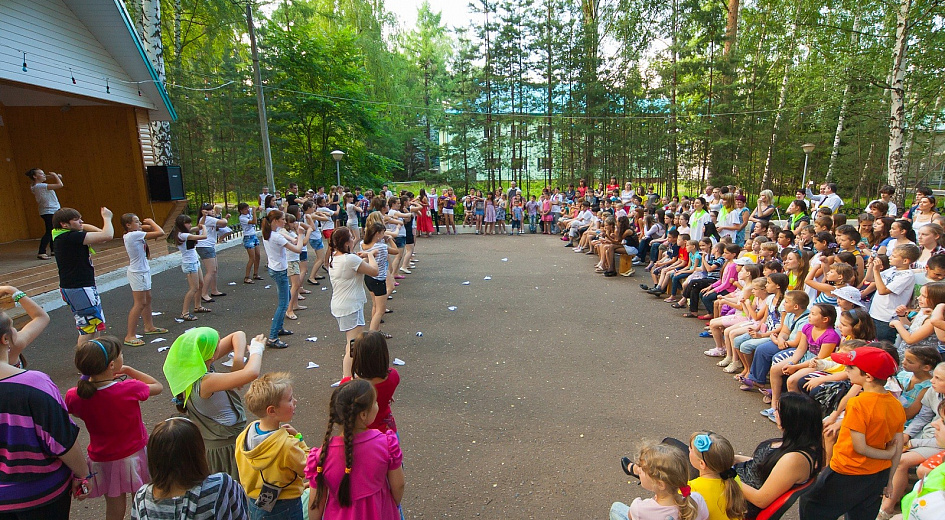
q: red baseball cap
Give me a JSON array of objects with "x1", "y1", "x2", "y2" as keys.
[{"x1": 831, "y1": 347, "x2": 898, "y2": 380}]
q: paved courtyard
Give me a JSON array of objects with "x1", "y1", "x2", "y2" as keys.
[{"x1": 28, "y1": 231, "x2": 780, "y2": 519}]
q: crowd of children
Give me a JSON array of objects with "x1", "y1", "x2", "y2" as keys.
[{"x1": 560, "y1": 182, "x2": 945, "y2": 520}]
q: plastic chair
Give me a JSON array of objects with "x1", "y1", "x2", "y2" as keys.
[{"x1": 754, "y1": 478, "x2": 815, "y2": 520}]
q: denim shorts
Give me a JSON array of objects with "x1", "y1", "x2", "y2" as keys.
[
  {"x1": 60, "y1": 287, "x2": 106, "y2": 335},
  {"x1": 394, "y1": 236, "x2": 406, "y2": 249},
  {"x1": 299, "y1": 250, "x2": 308, "y2": 262},
  {"x1": 181, "y1": 261, "x2": 199, "y2": 274},
  {"x1": 196, "y1": 246, "x2": 216, "y2": 259},
  {"x1": 243, "y1": 234, "x2": 259, "y2": 249},
  {"x1": 309, "y1": 236, "x2": 325, "y2": 251}
]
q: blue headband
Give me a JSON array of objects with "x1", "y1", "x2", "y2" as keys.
[{"x1": 90, "y1": 340, "x2": 109, "y2": 361}]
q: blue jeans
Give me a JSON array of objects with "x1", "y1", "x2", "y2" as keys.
[
  {"x1": 609, "y1": 502, "x2": 631, "y2": 520},
  {"x1": 268, "y1": 268, "x2": 290, "y2": 339},
  {"x1": 248, "y1": 497, "x2": 303, "y2": 520},
  {"x1": 670, "y1": 272, "x2": 690, "y2": 297},
  {"x1": 749, "y1": 340, "x2": 779, "y2": 383},
  {"x1": 873, "y1": 318, "x2": 897, "y2": 343}
]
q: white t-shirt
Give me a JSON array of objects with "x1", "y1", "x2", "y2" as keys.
[
  {"x1": 574, "y1": 209, "x2": 594, "y2": 227},
  {"x1": 316, "y1": 207, "x2": 335, "y2": 230},
  {"x1": 328, "y1": 253, "x2": 366, "y2": 317},
  {"x1": 197, "y1": 216, "x2": 219, "y2": 248},
  {"x1": 551, "y1": 194, "x2": 563, "y2": 213},
  {"x1": 689, "y1": 210, "x2": 712, "y2": 241},
  {"x1": 346, "y1": 203, "x2": 358, "y2": 225},
  {"x1": 263, "y1": 229, "x2": 289, "y2": 271},
  {"x1": 869, "y1": 268, "x2": 916, "y2": 322},
  {"x1": 258, "y1": 192, "x2": 269, "y2": 208},
  {"x1": 31, "y1": 183, "x2": 60, "y2": 215},
  {"x1": 239, "y1": 213, "x2": 256, "y2": 235},
  {"x1": 620, "y1": 189, "x2": 635, "y2": 204},
  {"x1": 283, "y1": 230, "x2": 300, "y2": 262},
  {"x1": 388, "y1": 209, "x2": 406, "y2": 237},
  {"x1": 123, "y1": 231, "x2": 150, "y2": 273},
  {"x1": 178, "y1": 233, "x2": 199, "y2": 264}
]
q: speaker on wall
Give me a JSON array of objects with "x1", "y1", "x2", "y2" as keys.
[{"x1": 146, "y1": 165, "x2": 184, "y2": 201}]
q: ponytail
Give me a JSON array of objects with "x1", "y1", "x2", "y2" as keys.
[
  {"x1": 75, "y1": 336, "x2": 122, "y2": 399},
  {"x1": 262, "y1": 210, "x2": 283, "y2": 241},
  {"x1": 327, "y1": 227, "x2": 353, "y2": 268}
]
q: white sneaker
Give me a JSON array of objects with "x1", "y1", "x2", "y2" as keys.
[
  {"x1": 573, "y1": 247, "x2": 583, "y2": 253},
  {"x1": 399, "y1": 268, "x2": 412, "y2": 274}
]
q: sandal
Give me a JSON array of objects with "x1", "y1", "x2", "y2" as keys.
[
  {"x1": 671, "y1": 302, "x2": 686, "y2": 309},
  {"x1": 760, "y1": 388, "x2": 773, "y2": 404},
  {"x1": 253, "y1": 275, "x2": 264, "y2": 280},
  {"x1": 210, "y1": 292, "x2": 226, "y2": 297},
  {"x1": 295, "y1": 305, "x2": 308, "y2": 310},
  {"x1": 285, "y1": 314, "x2": 298, "y2": 320},
  {"x1": 300, "y1": 289, "x2": 312, "y2": 295},
  {"x1": 307, "y1": 279, "x2": 320, "y2": 286},
  {"x1": 681, "y1": 312, "x2": 699, "y2": 318},
  {"x1": 123, "y1": 338, "x2": 145, "y2": 347},
  {"x1": 180, "y1": 313, "x2": 198, "y2": 321},
  {"x1": 194, "y1": 306, "x2": 212, "y2": 313},
  {"x1": 144, "y1": 328, "x2": 168, "y2": 335},
  {"x1": 697, "y1": 314, "x2": 712, "y2": 320},
  {"x1": 297, "y1": 295, "x2": 306, "y2": 301},
  {"x1": 201, "y1": 297, "x2": 215, "y2": 303},
  {"x1": 244, "y1": 277, "x2": 255, "y2": 284},
  {"x1": 379, "y1": 332, "x2": 392, "y2": 339}
]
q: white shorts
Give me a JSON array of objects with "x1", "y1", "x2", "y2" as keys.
[
  {"x1": 443, "y1": 208, "x2": 454, "y2": 215},
  {"x1": 128, "y1": 270, "x2": 152, "y2": 292},
  {"x1": 334, "y1": 308, "x2": 365, "y2": 332}
]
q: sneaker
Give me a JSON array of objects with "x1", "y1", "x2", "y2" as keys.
[
  {"x1": 573, "y1": 247, "x2": 583, "y2": 253},
  {"x1": 394, "y1": 275, "x2": 405, "y2": 279},
  {"x1": 760, "y1": 407, "x2": 775, "y2": 418},
  {"x1": 399, "y1": 268, "x2": 412, "y2": 274},
  {"x1": 699, "y1": 331, "x2": 713, "y2": 338},
  {"x1": 632, "y1": 259, "x2": 643, "y2": 265},
  {"x1": 704, "y1": 347, "x2": 725, "y2": 357}
]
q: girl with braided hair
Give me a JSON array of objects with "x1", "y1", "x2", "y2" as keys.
[
  {"x1": 304, "y1": 379, "x2": 404, "y2": 519},
  {"x1": 610, "y1": 441, "x2": 709, "y2": 520}
]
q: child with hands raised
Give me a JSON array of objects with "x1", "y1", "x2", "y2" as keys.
[{"x1": 65, "y1": 336, "x2": 163, "y2": 520}]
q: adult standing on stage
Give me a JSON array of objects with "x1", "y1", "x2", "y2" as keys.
[{"x1": 25, "y1": 168, "x2": 64, "y2": 260}]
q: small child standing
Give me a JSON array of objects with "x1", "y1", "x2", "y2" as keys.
[
  {"x1": 510, "y1": 196, "x2": 524, "y2": 236},
  {"x1": 799, "y1": 346, "x2": 904, "y2": 520},
  {"x1": 174, "y1": 215, "x2": 208, "y2": 321},
  {"x1": 120, "y1": 213, "x2": 167, "y2": 347},
  {"x1": 526, "y1": 195, "x2": 539, "y2": 234},
  {"x1": 610, "y1": 442, "x2": 709, "y2": 520},
  {"x1": 65, "y1": 336, "x2": 163, "y2": 520},
  {"x1": 869, "y1": 243, "x2": 921, "y2": 343},
  {"x1": 305, "y1": 379, "x2": 405, "y2": 519},
  {"x1": 236, "y1": 372, "x2": 310, "y2": 519},
  {"x1": 239, "y1": 202, "x2": 263, "y2": 284},
  {"x1": 351, "y1": 331, "x2": 401, "y2": 433},
  {"x1": 496, "y1": 194, "x2": 508, "y2": 234}
]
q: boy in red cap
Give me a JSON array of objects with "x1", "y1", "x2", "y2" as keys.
[{"x1": 799, "y1": 346, "x2": 905, "y2": 520}]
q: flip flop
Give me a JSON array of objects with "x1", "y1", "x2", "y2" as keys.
[
  {"x1": 180, "y1": 314, "x2": 198, "y2": 321},
  {"x1": 244, "y1": 278, "x2": 255, "y2": 284},
  {"x1": 671, "y1": 303, "x2": 686, "y2": 308},
  {"x1": 253, "y1": 275, "x2": 264, "y2": 280},
  {"x1": 123, "y1": 339, "x2": 145, "y2": 347},
  {"x1": 144, "y1": 328, "x2": 168, "y2": 335},
  {"x1": 682, "y1": 312, "x2": 699, "y2": 318},
  {"x1": 194, "y1": 306, "x2": 212, "y2": 313},
  {"x1": 285, "y1": 314, "x2": 299, "y2": 320}
]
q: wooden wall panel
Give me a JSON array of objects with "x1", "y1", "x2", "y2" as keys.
[
  {"x1": 2, "y1": 105, "x2": 172, "y2": 241},
  {"x1": 0, "y1": 103, "x2": 30, "y2": 243}
]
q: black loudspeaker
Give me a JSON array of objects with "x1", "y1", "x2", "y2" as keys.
[{"x1": 146, "y1": 165, "x2": 184, "y2": 201}]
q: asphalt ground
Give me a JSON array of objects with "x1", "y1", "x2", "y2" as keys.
[{"x1": 27, "y1": 230, "x2": 782, "y2": 519}]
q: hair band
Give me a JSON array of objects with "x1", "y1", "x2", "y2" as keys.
[
  {"x1": 80, "y1": 375, "x2": 90, "y2": 381},
  {"x1": 344, "y1": 467, "x2": 352, "y2": 474},
  {"x1": 316, "y1": 466, "x2": 323, "y2": 473},
  {"x1": 90, "y1": 340, "x2": 109, "y2": 361},
  {"x1": 679, "y1": 484, "x2": 691, "y2": 498},
  {"x1": 164, "y1": 416, "x2": 194, "y2": 423},
  {"x1": 720, "y1": 467, "x2": 738, "y2": 480}
]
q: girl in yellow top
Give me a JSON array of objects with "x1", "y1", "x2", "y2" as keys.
[{"x1": 688, "y1": 433, "x2": 747, "y2": 520}]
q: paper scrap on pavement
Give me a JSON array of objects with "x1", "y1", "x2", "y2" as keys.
[
  {"x1": 501, "y1": 258, "x2": 508, "y2": 262},
  {"x1": 151, "y1": 312, "x2": 162, "y2": 316},
  {"x1": 157, "y1": 346, "x2": 170, "y2": 352},
  {"x1": 415, "y1": 332, "x2": 423, "y2": 337},
  {"x1": 321, "y1": 287, "x2": 328, "y2": 291},
  {"x1": 448, "y1": 306, "x2": 457, "y2": 311},
  {"x1": 264, "y1": 285, "x2": 272, "y2": 289},
  {"x1": 306, "y1": 337, "x2": 318, "y2": 342},
  {"x1": 228, "y1": 282, "x2": 237, "y2": 286},
  {"x1": 174, "y1": 318, "x2": 185, "y2": 323},
  {"x1": 483, "y1": 276, "x2": 492, "y2": 280},
  {"x1": 135, "y1": 334, "x2": 142, "y2": 339},
  {"x1": 306, "y1": 362, "x2": 319, "y2": 369},
  {"x1": 462, "y1": 281, "x2": 470, "y2": 285},
  {"x1": 393, "y1": 358, "x2": 405, "y2": 366},
  {"x1": 150, "y1": 338, "x2": 166, "y2": 344}
]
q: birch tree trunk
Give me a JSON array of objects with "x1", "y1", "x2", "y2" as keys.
[
  {"x1": 887, "y1": 0, "x2": 911, "y2": 206},
  {"x1": 759, "y1": 8, "x2": 799, "y2": 189},
  {"x1": 826, "y1": 14, "x2": 860, "y2": 183},
  {"x1": 141, "y1": 0, "x2": 174, "y2": 165}
]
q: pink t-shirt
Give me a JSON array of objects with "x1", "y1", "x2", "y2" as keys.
[
  {"x1": 369, "y1": 369, "x2": 400, "y2": 433},
  {"x1": 801, "y1": 323, "x2": 841, "y2": 356},
  {"x1": 65, "y1": 379, "x2": 150, "y2": 462},
  {"x1": 305, "y1": 429, "x2": 403, "y2": 520}
]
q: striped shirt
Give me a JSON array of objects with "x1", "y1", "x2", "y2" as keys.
[
  {"x1": 0, "y1": 370, "x2": 79, "y2": 512},
  {"x1": 131, "y1": 473, "x2": 248, "y2": 520}
]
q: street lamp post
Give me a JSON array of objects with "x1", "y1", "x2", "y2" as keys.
[
  {"x1": 801, "y1": 143, "x2": 815, "y2": 188},
  {"x1": 331, "y1": 150, "x2": 344, "y2": 187}
]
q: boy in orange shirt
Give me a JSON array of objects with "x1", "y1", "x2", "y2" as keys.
[{"x1": 799, "y1": 346, "x2": 905, "y2": 520}]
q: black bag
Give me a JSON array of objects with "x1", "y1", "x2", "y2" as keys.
[{"x1": 811, "y1": 381, "x2": 852, "y2": 418}]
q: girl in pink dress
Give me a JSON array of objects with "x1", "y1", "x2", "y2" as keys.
[{"x1": 306, "y1": 379, "x2": 405, "y2": 520}]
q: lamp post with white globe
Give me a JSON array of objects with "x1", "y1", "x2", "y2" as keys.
[
  {"x1": 801, "y1": 143, "x2": 815, "y2": 188},
  {"x1": 331, "y1": 150, "x2": 344, "y2": 187}
]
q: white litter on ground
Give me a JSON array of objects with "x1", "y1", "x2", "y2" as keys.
[
  {"x1": 462, "y1": 281, "x2": 470, "y2": 285},
  {"x1": 306, "y1": 337, "x2": 318, "y2": 342},
  {"x1": 448, "y1": 306, "x2": 457, "y2": 311},
  {"x1": 228, "y1": 282, "x2": 237, "y2": 286},
  {"x1": 150, "y1": 338, "x2": 166, "y2": 344},
  {"x1": 393, "y1": 358, "x2": 405, "y2": 366},
  {"x1": 483, "y1": 276, "x2": 492, "y2": 280},
  {"x1": 157, "y1": 346, "x2": 170, "y2": 352},
  {"x1": 151, "y1": 312, "x2": 162, "y2": 316},
  {"x1": 265, "y1": 285, "x2": 272, "y2": 289},
  {"x1": 501, "y1": 258, "x2": 508, "y2": 262},
  {"x1": 415, "y1": 332, "x2": 423, "y2": 337},
  {"x1": 306, "y1": 362, "x2": 319, "y2": 369}
]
